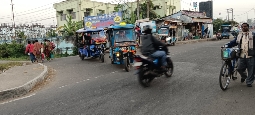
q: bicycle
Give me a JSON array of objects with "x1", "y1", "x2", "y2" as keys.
[{"x1": 219, "y1": 47, "x2": 240, "y2": 90}]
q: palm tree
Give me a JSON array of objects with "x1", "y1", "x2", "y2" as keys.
[
  {"x1": 134, "y1": 0, "x2": 158, "y2": 19},
  {"x1": 63, "y1": 15, "x2": 83, "y2": 37},
  {"x1": 17, "y1": 31, "x2": 27, "y2": 43}
]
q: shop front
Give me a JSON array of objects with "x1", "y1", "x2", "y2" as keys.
[{"x1": 164, "y1": 10, "x2": 213, "y2": 39}]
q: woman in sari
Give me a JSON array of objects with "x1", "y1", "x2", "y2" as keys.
[
  {"x1": 44, "y1": 40, "x2": 53, "y2": 61},
  {"x1": 33, "y1": 40, "x2": 42, "y2": 63}
]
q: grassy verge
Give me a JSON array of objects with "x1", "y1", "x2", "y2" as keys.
[
  {"x1": 0, "y1": 56, "x2": 29, "y2": 61},
  {"x1": 0, "y1": 62, "x2": 24, "y2": 71}
]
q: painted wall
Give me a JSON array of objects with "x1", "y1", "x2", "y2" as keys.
[{"x1": 53, "y1": 0, "x2": 117, "y2": 27}]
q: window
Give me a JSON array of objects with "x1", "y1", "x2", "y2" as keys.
[
  {"x1": 71, "y1": 12, "x2": 76, "y2": 19},
  {"x1": 61, "y1": 14, "x2": 66, "y2": 21},
  {"x1": 84, "y1": 8, "x2": 92, "y2": 17},
  {"x1": 97, "y1": 10, "x2": 105, "y2": 16},
  {"x1": 158, "y1": 27, "x2": 169, "y2": 34},
  {"x1": 113, "y1": 29, "x2": 135, "y2": 43},
  {"x1": 84, "y1": 11, "x2": 90, "y2": 17}
]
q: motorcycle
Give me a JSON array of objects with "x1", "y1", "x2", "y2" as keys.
[
  {"x1": 133, "y1": 46, "x2": 174, "y2": 87},
  {"x1": 217, "y1": 33, "x2": 221, "y2": 40}
]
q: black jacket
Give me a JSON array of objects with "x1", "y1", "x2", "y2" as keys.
[{"x1": 141, "y1": 34, "x2": 166, "y2": 56}]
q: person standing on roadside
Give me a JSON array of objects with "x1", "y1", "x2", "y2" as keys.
[
  {"x1": 25, "y1": 41, "x2": 35, "y2": 63},
  {"x1": 50, "y1": 40, "x2": 56, "y2": 60},
  {"x1": 224, "y1": 23, "x2": 255, "y2": 87}
]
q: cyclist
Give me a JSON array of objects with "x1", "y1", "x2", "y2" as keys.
[{"x1": 223, "y1": 23, "x2": 255, "y2": 87}]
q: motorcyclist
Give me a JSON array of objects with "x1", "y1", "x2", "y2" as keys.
[{"x1": 140, "y1": 25, "x2": 168, "y2": 71}]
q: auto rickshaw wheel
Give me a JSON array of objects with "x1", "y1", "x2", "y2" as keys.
[
  {"x1": 172, "y1": 42, "x2": 175, "y2": 46},
  {"x1": 100, "y1": 54, "x2": 104, "y2": 63},
  {"x1": 111, "y1": 59, "x2": 114, "y2": 64},
  {"x1": 80, "y1": 55, "x2": 84, "y2": 60},
  {"x1": 124, "y1": 58, "x2": 130, "y2": 72}
]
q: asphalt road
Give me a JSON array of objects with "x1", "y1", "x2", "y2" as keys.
[{"x1": 1, "y1": 39, "x2": 255, "y2": 115}]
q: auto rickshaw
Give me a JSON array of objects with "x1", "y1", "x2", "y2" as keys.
[
  {"x1": 221, "y1": 25, "x2": 231, "y2": 39},
  {"x1": 158, "y1": 25, "x2": 176, "y2": 46},
  {"x1": 107, "y1": 22, "x2": 137, "y2": 72},
  {"x1": 76, "y1": 27, "x2": 107, "y2": 62}
]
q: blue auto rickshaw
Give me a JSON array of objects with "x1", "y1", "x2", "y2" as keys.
[
  {"x1": 158, "y1": 25, "x2": 176, "y2": 46},
  {"x1": 221, "y1": 25, "x2": 231, "y2": 39},
  {"x1": 76, "y1": 28, "x2": 107, "y2": 62},
  {"x1": 107, "y1": 22, "x2": 137, "y2": 72}
]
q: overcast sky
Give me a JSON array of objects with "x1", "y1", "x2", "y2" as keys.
[{"x1": 1, "y1": 0, "x2": 255, "y2": 26}]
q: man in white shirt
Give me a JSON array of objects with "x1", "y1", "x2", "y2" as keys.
[{"x1": 225, "y1": 23, "x2": 255, "y2": 87}]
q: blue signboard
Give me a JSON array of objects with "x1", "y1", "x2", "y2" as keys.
[{"x1": 84, "y1": 11, "x2": 122, "y2": 29}]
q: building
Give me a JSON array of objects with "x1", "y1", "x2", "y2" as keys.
[
  {"x1": 53, "y1": 0, "x2": 181, "y2": 27},
  {"x1": 117, "y1": 0, "x2": 181, "y2": 19},
  {"x1": 53, "y1": 0, "x2": 117, "y2": 27},
  {"x1": 0, "y1": 23, "x2": 53, "y2": 43},
  {"x1": 199, "y1": 1, "x2": 213, "y2": 19}
]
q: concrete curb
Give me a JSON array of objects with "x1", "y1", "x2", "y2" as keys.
[{"x1": 0, "y1": 63, "x2": 48, "y2": 102}]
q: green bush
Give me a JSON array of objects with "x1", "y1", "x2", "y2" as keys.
[
  {"x1": 72, "y1": 47, "x2": 78, "y2": 55},
  {"x1": 0, "y1": 42, "x2": 26, "y2": 58}
]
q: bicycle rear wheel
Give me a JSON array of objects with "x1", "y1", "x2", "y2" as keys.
[{"x1": 219, "y1": 61, "x2": 231, "y2": 90}]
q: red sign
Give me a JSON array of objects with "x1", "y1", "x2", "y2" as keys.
[{"x1": 92, "y1": 20, "x2": 115, "y2": 28}]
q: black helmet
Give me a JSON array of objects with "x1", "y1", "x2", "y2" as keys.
[{"x1": 143, "y1": 25, "x2": 152, "y2": 34}]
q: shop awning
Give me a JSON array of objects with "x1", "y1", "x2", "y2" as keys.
[{"x1": 192, "y1": 18, "x2": 212, "y2": 23}]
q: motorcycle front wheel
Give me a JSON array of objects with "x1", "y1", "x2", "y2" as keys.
[{"x1": 165, "y1": 57, "x2": 174, "y2": 77}]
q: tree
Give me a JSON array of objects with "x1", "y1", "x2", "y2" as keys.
[
  {"x1": 223, "y1": 20, "x2": 238, "y2": 25},
  {"x1": 213, "y1": 18, "x2": 239, "y2": 33},
  {"x1": 17, "y1": 31, "x2": 27, "y2": 40},
  {"x1": 134, "y1": 0, "x2": 158, "y2": 19},
  {"x1": 124, "y1": 12, "x2": 136, "y2": 24},
  {"x1": 114, "y1": 4, "x2": 122, "y2": 12},
  {"x1": 46, "y1": 29, "x2": 57, "y2": 38},
  {"x1": 247, "y1": 19, "x2": 252, "y2": 25},
  {"x1": 213, "y1": 18, "x2": 224, "y2": 33},
  {"x1": 63, "y1": 15, "x2": 83, "y2": 37}
]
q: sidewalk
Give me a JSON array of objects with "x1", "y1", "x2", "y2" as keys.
[
  {"x1": 175, "y1": 37, "x2": 217, "y2": 45},
  {"x1": 0, "y1": 62, "x2": 48, "y2": 102}
]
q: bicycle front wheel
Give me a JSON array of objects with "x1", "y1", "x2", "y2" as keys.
[{"x1": 219, "y1": 61, "x2": 231, "y2": 91}]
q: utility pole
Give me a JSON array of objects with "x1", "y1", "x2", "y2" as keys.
[
  {"x1": 232, "y1": 8, "x2": 234, "y2": 21},
  {"x1": 10, "y1": 0, "x2": 15, "y2": 40},
  {"x1": 137, "y1": 0, "x2": 139, "y2": 20},
  {"x1": 227, "y1": 8, "x2": 233, "y2": 21},
  {"x1": 227, "y1": 9, "x2": 229, "y2": 21},
  {"x1": 146, "y1": 0, "x2": 149, "y2": 18}
]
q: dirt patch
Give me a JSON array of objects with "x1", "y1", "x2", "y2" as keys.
[{"x1": 29, "y1": 67, "x2": 56, "y2": 92}]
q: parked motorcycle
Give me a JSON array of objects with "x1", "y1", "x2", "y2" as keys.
[
  {"x1": 133, "y1": 46, "x2": 174, "y2": 87},
  {"x1": 217, "y1": 33, "x2": 221, "y2": 40}
]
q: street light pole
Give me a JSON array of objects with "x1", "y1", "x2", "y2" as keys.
[
  {"x1": 137, "y1": 0, "x2": 139, "y2": 20},
  {"x1": 147, "y1": 0, "x2": 149, "y2": 18}
]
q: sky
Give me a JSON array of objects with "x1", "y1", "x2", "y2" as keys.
[{"x1": 0, "y1": 0, "x2": 255, "y2": 26}]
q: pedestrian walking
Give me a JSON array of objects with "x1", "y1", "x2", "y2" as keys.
[
  {"x1": 33, "y1": 40, "x2": 42, "y2": 63},
  {"x1": 25, "y1": 41, "x2": 35, "y2": 63},
  {"x1": 224, "y1": 23, "x2": 255, "y2": 87}
]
